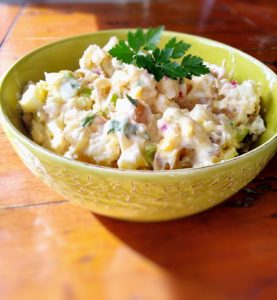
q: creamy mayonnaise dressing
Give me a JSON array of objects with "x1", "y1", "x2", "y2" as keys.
[{"x1": 19, "y1": 37, "x2": 265, "y2": 170}]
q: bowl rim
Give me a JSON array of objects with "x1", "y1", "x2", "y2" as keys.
[{"x1": 0, "y1": 28, "x2": 276, "y2": 176}]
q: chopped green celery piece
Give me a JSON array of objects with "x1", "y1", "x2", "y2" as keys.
[
  {"x1": 143, "y1": 143, "x2": 157, "y2": 164},
  {"x1": 236, "y1": 127, "x2": 249, "y2": 142},
  {"x1": 98, "y1": 109, "x2": 109, "y2": 119},
  {"x1": 80, "y1": 87, "x2": 92, "y2": 97},
  {"x1": 110, "y1": 93, "x2": 119, "y2": 106},
  {"x1": 223, "y1": 148, "x2": 238, "y2": 160},
  {"x1": 64, "y1": 70, "x2": 75, "y2": 78}
]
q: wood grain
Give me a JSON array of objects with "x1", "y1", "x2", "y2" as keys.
[
  {"x1": 0, "y1": 3, "x2": 21, "y2": 45},
  {"x1": 0, "y1": 128, "x2": 63, "y2": 207},
  {"x1": 1, "y1": 0, "x2": 276, "y2": 73},
  {"x1": 0, "y1": 1, "x2": 276, "y2": 299},
  {"x1": 0, "y1": 184, "x2": 277, "y2": 300}
]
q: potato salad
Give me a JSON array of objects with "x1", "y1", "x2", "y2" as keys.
[{"x1": 19, "y1": 36, "x2": 265, "y2": 170}]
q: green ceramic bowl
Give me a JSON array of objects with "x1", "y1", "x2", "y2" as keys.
[{"x1": 0, "y1": 30, "x2": 276, "y2": 221}]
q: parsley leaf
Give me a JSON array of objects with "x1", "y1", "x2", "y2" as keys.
[
  {"x1": 109, "y1": 26, "x2": 163, "y2": 65},
  {"x1": 144, "y1": 26, "x2": 164, "y2": 50},
  {"x1": 128, "y1": 28, "x2": 145, "y2": 52},
  {"x1": 181, "y1": 54, "x2": 210, "y2": 79},
  {"x1": 136, "y1": 54, "x2": 164, "y2": 81},
  {"x1": 127, "y1": 26, "x2": 164, "y2": 52},
  {"x1": 109, "y1": 26, "x2": 210, "y2": 81},
  {"x1": 152, "y1": 48, "x2": 173, "y2": 64},
  {"x1": 160, "y1": 62, "x2": 187, "y2": 79},
  {"x1": 109, "y1": 40, "x2": 135, "y2": 64},
  {"x1": 82, "y1": 114, "x2": 96, "y2": 127},
  {"x1": 165, "y1": 37, "x2": 191, "y2": 59},
  {"x1": 126, "y1": 94, "x2": 138, "y2": 107}
]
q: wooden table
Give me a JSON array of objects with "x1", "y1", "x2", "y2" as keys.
[{"x1": 0, "y1": 1, "x2": 276, "y2": 299}]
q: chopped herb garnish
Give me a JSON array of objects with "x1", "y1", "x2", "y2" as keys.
[
  {"x1": 143, "y1": 143, "x2": 157, "y2": 164},
  {"x1": 126, "y1": 94, "x2": 138, "y2": 107},
  {"x1": 107, "y1": 119, "x2": 138, "y2": 138},
  {"x1": 107, "y1": 119, "x2": 122, "y2": 134},
  {"x1": 127, "y1": 26, "x2": 164, "y2": 52},
  {"x1": 109, "y1": 26, "x2": 209, "y2": 81},
  {"x1": 124, "y1": 123, "x2": 138, "y2": 137},
  {"x1": 181, "y1": 55, "x2": 210, "y2": 79},
  {"x1": 110, "y1": 93, "x2": 119, "y2": 106},
  {"x1": 143, "y1": 132, "x2": 150, "y2": 140},
  {"x1": 69, "y1": 78, "x2": 81, "y2": 90},
  {"x1": 165, "y1": 37, "x2": 191, "y2": 59},
  {"x1": 109, "y1": 40, "x2": 135, "y2": 64},
  {"x1": 82, "y1": 114, "x2": 96, "y2": 127}
]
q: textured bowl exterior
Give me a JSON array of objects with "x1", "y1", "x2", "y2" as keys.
[
  {"x1": 2, "y1": 124, "x2": 277, "y2": 221},
  {"x1": 1, "y1": 30, "x2": 277, "y2": 221}
]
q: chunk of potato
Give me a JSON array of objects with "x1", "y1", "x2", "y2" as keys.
[{"x1": 20, "y1": 84, "x2": 47, "y2": 113}]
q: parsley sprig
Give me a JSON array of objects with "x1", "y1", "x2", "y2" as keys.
[{"x1": 108, "y1": 26, "x2": 210, "y2": 81}]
